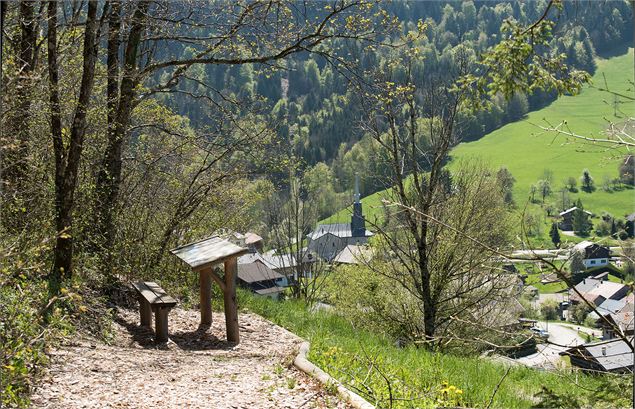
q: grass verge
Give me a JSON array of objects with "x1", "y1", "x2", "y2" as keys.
[{"x1": 239, "y1": 290, "x2": 630, "y2": 408}]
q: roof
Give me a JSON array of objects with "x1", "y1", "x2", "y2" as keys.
[
  {"x1": 586, "y1": 281, "x2": 628, "y2": 300},
  {"x1": 573, "y1": 240, "x2": 598, "y2": 252},
  {"x1": 614, "y1": 298, "x2": 634, "y2": 333},
  {"x1": 261, "y1": 252, "x2": 298, "y2": 269},
  {"x1": 560, "y1": 207, "x2": 592, "y2": 217},
  {"x1": 238, "y1": 251, "x2": 299, "y2": 270},
  {"x1": 333, "y1": 245, "x2": 372, "y2": 264},
  {"x1": 237, "y1": 261, "x2": 284, "y2": 283},
  {"x1": 562, "y1": 337, "x2": 634, "y2": 372},
  {"x1": 571, "y1": 279, "x2": 628, "y2": 305},
  {"x1": 588, "y1": 298, "x2": 629, "y2": 320},
  {"x1": 573, "y1": 278, "x2": 602, "y2": 294},
  {"x1": 171, "y1": 236, "x2": 248, "y2": 269},
  {"x1": 244, "y1": 232, "x2": 263, "y2": 245},
  {"x1": 308, "y1": 223, "x2": 373, "y2": 241}
]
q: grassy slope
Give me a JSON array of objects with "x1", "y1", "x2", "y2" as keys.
[
  {"x1": 241, "y1": 291, "x2": 629, "y2": 408},
  {"x1": 451, "y1": 48, "x2": 635, "y2": 217},
  {"x1": 322, "y1": 50, "x2": 635, "y2": 228}
]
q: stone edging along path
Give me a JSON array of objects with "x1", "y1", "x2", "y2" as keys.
[{"x1": 293, "y1": 341, "x2": 376, "y2": 409}]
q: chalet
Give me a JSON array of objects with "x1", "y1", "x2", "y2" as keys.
[
  {"x1": 569, "y1": 278, "x2": 629, "y2": 307},
  {"x1": 558, "y1": 207, "x2": 592, "y2": 231},
  {"x1": 237, "y1": 261, "x2": 286, "y2": 298},
  {"x1": 572, "y1": 241, "x2": 610, "y2": 268},
  {"x1": 307, "y1": 176, "x2": 373, "y2": 261},
  {"x1": 561, "y1": 337, "x2": 634, "y2": 373}
]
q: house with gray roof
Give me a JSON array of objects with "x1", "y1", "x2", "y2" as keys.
[
  {"x1": 561, "y1": 337, "x2": 634, "y2": 373},
  {"x1": 307, "y1": 176, "x2": 373, "y2": 261},
  {"x1": 597, "y1": 294, "x2": 634, "y2": 340},
  {"x1": 237, "y1": 260, "x2": 286, "y2": 298},
  {"x1": 570, "y1": 278, "x2": 629, "y2": 306}
]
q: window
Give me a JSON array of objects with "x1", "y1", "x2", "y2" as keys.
[{"x1": 590, "y1": 260, "x2": 596, "y2": 265}]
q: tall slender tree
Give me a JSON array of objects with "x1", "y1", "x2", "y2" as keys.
[{"x1": 47, "y1": 0, "x2": 100, "y2": 292}]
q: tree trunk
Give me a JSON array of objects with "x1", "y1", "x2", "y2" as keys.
[
  {"x1": 50, "y1": 0, "x2": 99, "y2": 291},
  {"x1": 94, "y1": 1, "x2": 149, "y2": 270},
  {"x1": 90, "y1": 0, "x2": 121, "y2": 264},
  {"x1": 1, "y1": 1, "x2": 37, "y2": 231}
]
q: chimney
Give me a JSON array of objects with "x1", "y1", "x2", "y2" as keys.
[{"x1": 601, "y1": 346, "x2": 607, "y2": 356}]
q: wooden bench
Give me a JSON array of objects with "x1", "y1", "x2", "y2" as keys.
[{"x1": 132, "y1": 281, "x2": 177, "y2": 342}]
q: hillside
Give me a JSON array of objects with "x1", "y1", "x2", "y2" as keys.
[
  {"x1": 451, "y1": 48, "x2": 635, "y2": 217},
  {"x1": 321, "y1": 49, "x2": 635, "y2": 228}
]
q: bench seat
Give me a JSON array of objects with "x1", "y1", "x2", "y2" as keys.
[{"x1": 132, "y1": 281, "x2": 177, "y2": 342}]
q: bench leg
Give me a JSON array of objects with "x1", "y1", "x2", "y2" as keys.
[
  {"x1": 154, "y1": 307, "x2": 171, "y2": 343},
  {"x1": 139, "y1": 297, "x2": 152, "y2": 328}
]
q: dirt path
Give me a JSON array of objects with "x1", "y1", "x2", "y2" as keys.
[{"x1": 31, "y1": 308, "x2": 349, "y2": 409}]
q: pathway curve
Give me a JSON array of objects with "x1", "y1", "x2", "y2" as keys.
[{"x1": 30, "y1": 307, "x2": 349, "y2": 409}]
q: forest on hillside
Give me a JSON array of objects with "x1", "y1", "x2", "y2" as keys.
[{"x1": 158, "y1": 1, "x2": 633, "y2": 202}]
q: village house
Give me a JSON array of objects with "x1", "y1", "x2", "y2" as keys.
[
  {"x1": 558, "y1": 206, "x2": 592, "y2": 231},
  {"x1": 596, "y1": 295, "x2": 634, "y2": 340},
  {"x1": 569, "y1": 278, "x2": 629, "y2": 307},
  {"x1": 572, "y1": 241, "x2": 611, "y2": 269},
  {"x1": 237, "y1": 260, "x2": 286, "y2": 299},
  {"x1": 561, "y1": 337, "x2": 634, "y2": 373},
  {"x1": 307, "y1": 176, "x2": 373, "y2": 261}
]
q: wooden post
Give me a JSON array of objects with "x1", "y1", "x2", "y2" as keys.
[
  {"x1": 139, "y1": 296, "x2": 152, "y2": 328},
  {"x1": 200, "y1": 268, "x2": 212, "y2": 325},
  {"x1": 223, "y1": 256, "x2": 239, "y2": 343},
  {"x1": 154, "y1": 307, "x2": 170, "y2": 342}
]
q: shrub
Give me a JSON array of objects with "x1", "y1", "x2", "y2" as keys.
[{"x1": 540, "y1": 300, "x2": 559, "y2": 320}]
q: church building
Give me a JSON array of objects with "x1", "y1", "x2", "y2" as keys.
[{"x1": 307, "y1": 175, "x2": 373, "y2": 261}]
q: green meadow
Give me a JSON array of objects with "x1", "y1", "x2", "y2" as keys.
[
  {"x1": 322, "y1": 50, "x2": 635, "y2": 234},
  {"x1": 451, "y1": 48, "x2": 635, "y2": 218}
]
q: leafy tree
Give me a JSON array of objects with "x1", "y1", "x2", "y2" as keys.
[
  {"x1": 565, "y1": 176, "x2": 578, "y2": 193},
  {"x1": 496, "y1": 166, "x2": 515, "y2": 205},
  {"x1": 573, "y1": 207, "x2": 592, "y2": 236},
  {"x1": 529, "y1": 183, "x2": 538, "y2": 202},
  {"x1": 537, "y1": 179, "x2": 551, "y2": 203},
  {"x1": 524, "y1": 210, "x2": 543, "y2": 237},
  {"x1": 541, "y1": 300, "x2": 559, "y2": 320},
  {"x1": 549, "y1": 223, "x2": 561, "y2": 248},
  {"x1": 570, "y1": 250, "x2": 586, "y2": 274},
  {"x1": 570, "y1": 302, "x2": 591, "y2": 324},
  {"x1": 580, "y1": 169, "x2": 595, "y2": 192}
]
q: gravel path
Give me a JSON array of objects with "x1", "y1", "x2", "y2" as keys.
[
  {"x1": 31, "y1": 308, "x2": 349, "y2": 409},
  {"x1": 515, "y1": 321, "x2": 584, "y2": 370}
]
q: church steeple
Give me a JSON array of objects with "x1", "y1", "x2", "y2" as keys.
[{"x1": 351, "y1": 174, "x2": 366, "y2": 237}]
